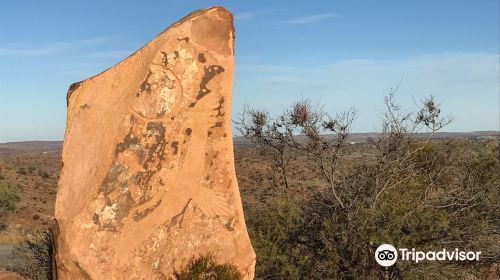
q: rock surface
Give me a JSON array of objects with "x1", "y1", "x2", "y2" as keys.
[
  {"x1": 55, "y1": 6, "x2": 255, "y2": 279},
  {"x1": 0, "y1": 272, "x2": 24, "y2": 280}
]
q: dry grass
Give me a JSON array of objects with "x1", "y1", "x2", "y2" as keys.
[
  {"x1": 0, "y1": 229, "x2": 24, "y2": 245},
  {"x1": 0, "y1": 151, "x2": 59, "y2": 233}
]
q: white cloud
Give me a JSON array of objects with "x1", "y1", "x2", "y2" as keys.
[
  {"x1": 236, "y1": 64, "x2": 295, "y2": 72},
  {"x1": 84, "y1": 50, "x2": 131, "y2": 60},
  {"x1": 234, "y1": 9, "x2": 284, "y2": 23},
  {"x1": 0, "y1": 43, "x2": 67, "y2": 56},
  {"x1": 284, "y1": 13, "x2": 338, "y2": 24},
  {"x1": 233, "y1": 11, "x2": 337, "y2": 26},
  {"x1": 234, "y1": 12, "x2": 258, "y2": 21},
  {"x1": 234, "y1": 52, "x2": 499, "y2": 132},
  {"x1": 0, "y1": 36, "x2": 116, "y2": 57},
  {"x1": 58, "y1": 51, "x2": 131, "y2": 78}
]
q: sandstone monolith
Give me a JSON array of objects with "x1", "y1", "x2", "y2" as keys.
[{"x1": 55, "y1": 6, "x2": 256, "y2": 279}]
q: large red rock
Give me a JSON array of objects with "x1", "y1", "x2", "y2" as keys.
[{"x1": 55, "y1": 6, "x2": 255, "y2": 279}]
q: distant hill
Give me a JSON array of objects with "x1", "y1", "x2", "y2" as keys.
[
  {"x1": 233, "y1": 131, "x2": 499, "y2": 148},
  {"x1": 1, "y1": 131, "x2": 497, "y2": 152},
  {"x1": 0, "y1": 141, "x2": 62, "y2": 153},
  {"x1": 346, "y1": 131, "x2": 499, "y2": 141}
]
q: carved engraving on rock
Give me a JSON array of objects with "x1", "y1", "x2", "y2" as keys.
[
  {"x1": 189, "y1": 64, "x2": 225, "y2": 107},
  {"x1": 130, "y1": 64, "x2": 183, "y2": 120},
  {"x1": 94, "y1": 46, "x2": 230, "y2": 232},
  {"x1": 95, "y1": 115, "x2": 169, "y2": 231},
  {"x1": 56, "y1": 7, "x2": 256, "y2": 279}
]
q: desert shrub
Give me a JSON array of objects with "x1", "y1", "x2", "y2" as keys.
[
  {"x1": 38, "y1": 170, "x2": 49, "y2": 179},
  {"x1": 246, "y1": 199, "x2": 311, "y2": 279},
  {"x1": 237, "y1": 99, "x2": 355, "y2": 200},
  {"x1": 246, "y1": 143, "x2": 499, "y2": 279},
  {"x1": 240, "y1": 94, "x2": 498, "y2": 279},
  {"x1": 13, "y1": 230, "x2": 54, "y2": 280},
  {"x1": 0, "y1": 181, "x2": 21, "y2": 213},
  {"x1": 174, "y1": 254, "x2": 242, "y2": 280}
]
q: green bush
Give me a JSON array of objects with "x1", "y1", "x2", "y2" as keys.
[
  {"x1": 244, "y1": 140, "x2": 499, "y2": 279},
  {"x1": 240, "y1": 96, "x2": 498, "y2": 279},
  {"x1": 13, "y1": 230, "x2": 54, "y2": 280},
  {"x1": 174, "y1": 255, "x2": 242, "y2": 280},
  {"x1": 0, "y1": 181, "x2": 21, "y2": 213}
]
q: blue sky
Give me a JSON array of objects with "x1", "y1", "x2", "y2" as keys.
[{"x1": 0, "y1": 0, "x2": 498, "y2": 142}]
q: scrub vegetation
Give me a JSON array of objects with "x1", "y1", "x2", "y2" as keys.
[{"x1": 237, "y1": 93, "x2": 499, "y2": 279}]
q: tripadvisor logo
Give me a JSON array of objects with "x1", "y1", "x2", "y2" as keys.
[
  {"x1": 375, "y1": 244, "x2": 398, "y2": 267},
  {"x1": 375, "y1": 244, "x2": 481, "y2": 267}
]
